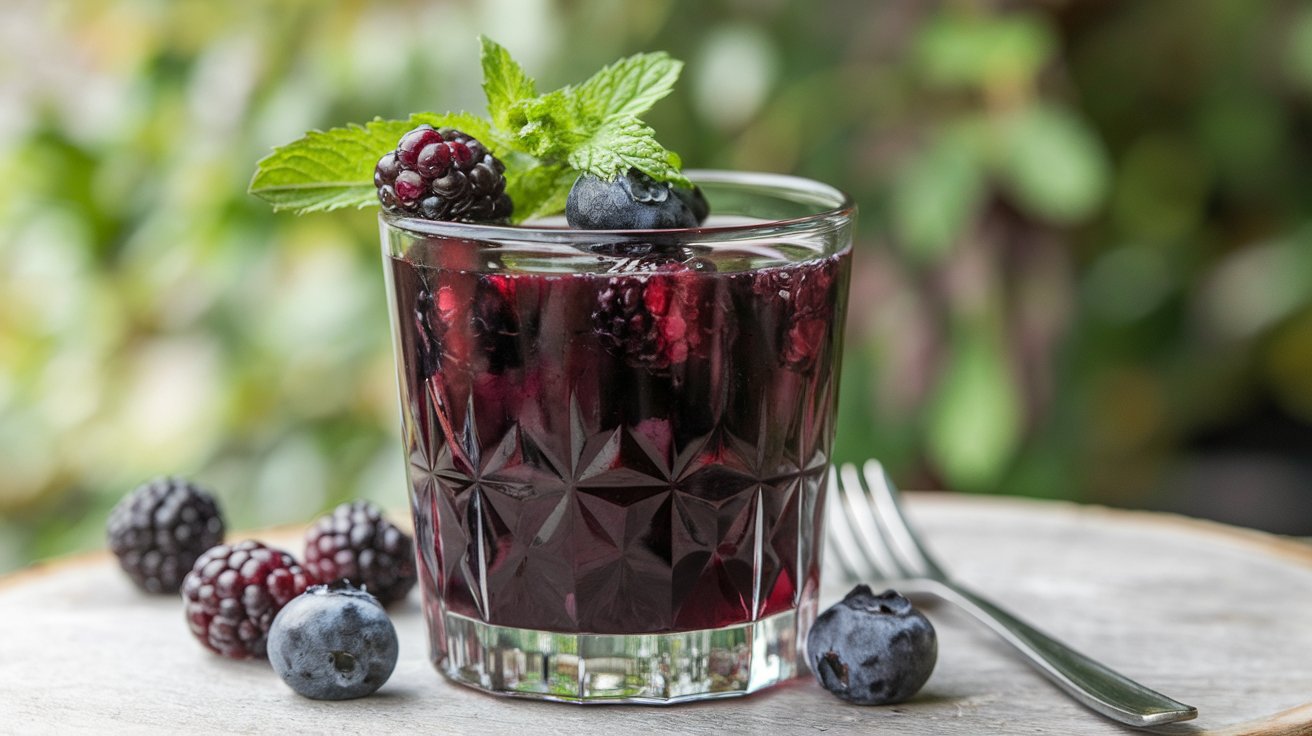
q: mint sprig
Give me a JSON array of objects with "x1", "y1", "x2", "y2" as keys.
[{"x1": 249, "y1": 37, "x2": 689, "y2": 222}]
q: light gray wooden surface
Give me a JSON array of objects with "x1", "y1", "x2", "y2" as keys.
[{"x1": 3, "y1": 494, "x2": 1311, "y2": 736}]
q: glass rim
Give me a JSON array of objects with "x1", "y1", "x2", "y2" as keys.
[{"x1": 379, "y1": 169, "x2": 855, "y2": 244}]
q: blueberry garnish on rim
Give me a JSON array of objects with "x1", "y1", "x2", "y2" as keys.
[{"x1": 566, "y1": 168, "x2": 709, "y2": 230}]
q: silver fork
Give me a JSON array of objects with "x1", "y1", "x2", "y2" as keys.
[{"x1": 825, "y1": 460, "x2": 1198, "y2": 728}]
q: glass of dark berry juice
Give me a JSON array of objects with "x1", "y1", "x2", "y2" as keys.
[{"x1": 381, "y1": 171, "x2": 853, "y2": 703}]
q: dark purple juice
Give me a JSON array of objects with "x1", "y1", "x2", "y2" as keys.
[{"x1": 389, "y1": 236, "x2": 850, "y2": 635}]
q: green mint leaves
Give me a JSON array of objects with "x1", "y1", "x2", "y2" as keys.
[
  {"x1": 488, "y1": 40, "x2": 688, "y2": 188},
  {"x1": 249, "y1": 36, "x2": 688, "y2": 222}
]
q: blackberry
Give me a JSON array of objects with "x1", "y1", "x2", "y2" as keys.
[
  {"x1": 303, "y1": 501, "x2": 417, "y2": 607},
  {"x1": 806, "y1": 586, "x2": 937, "y2": 705},
  {"x1": 566, "y1": 169, "x2": 708, "y2": 230},
  {"x1": 592, "y1": 259, "x2": 709, "y2": 371},
  {"x1": 182, "y1": 540, "x2": 317, "y2": 659},
  {"x1": 107, "y1": 477, "x2": 225, "y2": 594},
  {"x1": 473, "y1": 274, "x2": 522, "y2": 374},
  {"x1": 374, "y1": 125, "x2": 512, "y2": 223},
  {"x1": 413, "y1": 286, "x2": 447, "y2": 379},
  {"x1": 754, "y1": 264, "x2": 836, "y2": 372},
  {"x1": 268, "y1": 582, "x2": 399, "y2": 701}
]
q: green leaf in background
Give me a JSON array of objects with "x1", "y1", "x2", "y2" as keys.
[
  {"x1": 916, "y1": 13, "x2": 1055, "y2": 90},
  {"x1": 999, "y1": 105, "x2": 1110, "y2": 224},
  {"x1": 480, "y1": 36, "x2": 537, "y2": 136},
  {"x1": 891, "y1": 133, "x2": 985, "y2": 259},
  {"x1": 1111, "y1": 135, "x2": 1209, "y2": 241},
  {"x1": 926, "y1": 322, "x2": 1022, "y2": 492},
  {"x1": 248, "y1": 113, "x2": 494, "y2": 213},
  {"x1": 1283, "y1": 7, "x2": 1312, "y2": 93}
]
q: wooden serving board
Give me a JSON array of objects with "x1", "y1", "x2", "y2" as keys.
[{"x1": 3, "y1": 495, "x2": 1311, "y2": 735}]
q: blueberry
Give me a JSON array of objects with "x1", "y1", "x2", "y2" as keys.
[
  {"x1": 673, "y1": 183, "x2": 709, "y2": 224},
  {"x1": 268, "y1": 583, "x2": 399, "y2": 700},
  {"x1": 805, "y1": 585, "x2": 937, "y2": 705},
  {"x1": 565, "y1": 169, "x2": 706, "y2": 230}
]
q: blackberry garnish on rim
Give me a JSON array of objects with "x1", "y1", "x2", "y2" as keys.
[{"x1": 374, "y1": 126, "x2": 512, "y2": 223}]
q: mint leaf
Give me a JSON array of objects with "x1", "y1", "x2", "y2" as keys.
[
  {"x1": 505, "y1": 161, "x2": 577, "y2": 222},
  {"x1": 567, "y1": 115, "x2": 691, "y2": 187},
  {"x1": 491, "y1": 45, "x2": 689, "y2": 188},
  {"x1": 249, "y1": 113, "x2": 493, "y2": 214},
  {"x1": 573, "y1": 52, "x2": 683, "y2": 122},
  {"x1": 509, "y1": 90, "x2": 589, "y2": 160},
  {"x1": 480, "y1": 36, "x2": 536, "y2": 135}
]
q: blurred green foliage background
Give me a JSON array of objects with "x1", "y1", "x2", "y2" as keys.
[{"x1": 3, "y1": 0, "x2": 1312, "y2": 572}]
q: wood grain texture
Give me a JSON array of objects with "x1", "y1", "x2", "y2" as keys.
[{"x1": 2, "y1": 494, "x2": 1310, "y2": 736}]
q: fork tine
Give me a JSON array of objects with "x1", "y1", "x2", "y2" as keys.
[
  {"x1": 861, "y1": 458, "x2": 946, "y2": 580},
  {"x1": 836, "y1": 463, "x2": 904, "y2": 579},
  {"x1": 823, "y1": 471, "x2": 873, "y2": 583},
  {"x1": 852, "y1": 463, "x2": 927, "y2": 579}
]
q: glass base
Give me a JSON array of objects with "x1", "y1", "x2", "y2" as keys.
[{"x1": 432, "y1": 605, "x2": 812, "y2": 704}]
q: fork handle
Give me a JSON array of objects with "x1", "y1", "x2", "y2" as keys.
[{"x1": 923, "y1": 579, "x2": 1197, "y2": 728}]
